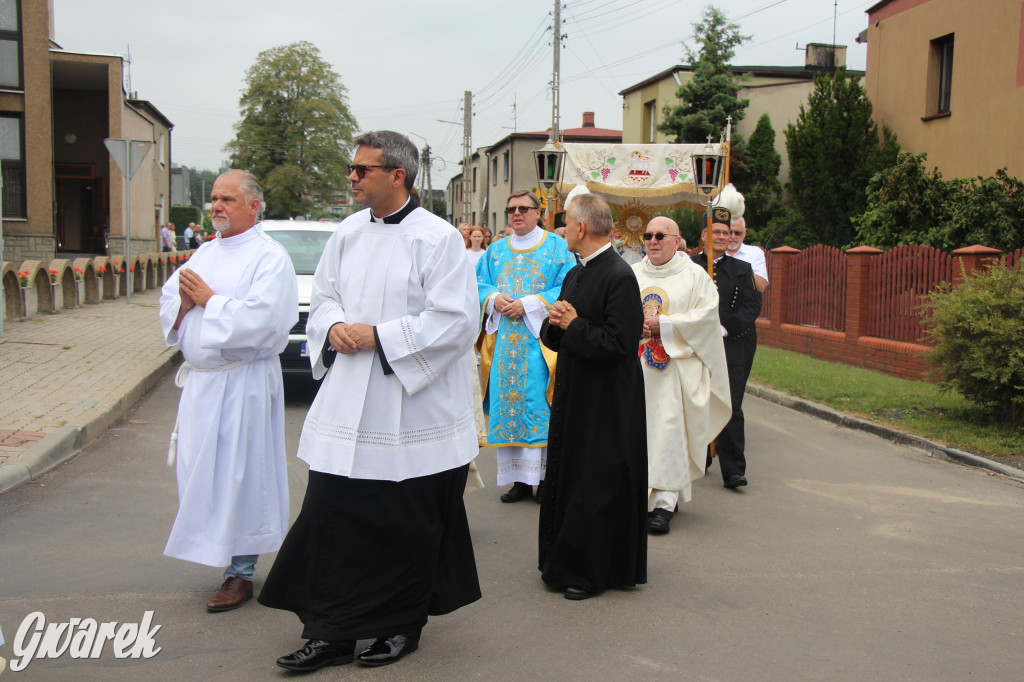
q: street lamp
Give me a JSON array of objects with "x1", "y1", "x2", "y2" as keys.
[{"x1": 534, "y1": 138, "x2": 566, "y2": 230}]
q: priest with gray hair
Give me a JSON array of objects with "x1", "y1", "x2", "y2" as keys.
[{"x1": 539, "y1": 192, "x2": 648, "y2": 600}]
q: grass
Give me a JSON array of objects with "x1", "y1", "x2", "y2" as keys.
[{"x1": 750, "y1": 346, "x2": 1024, "y2": 460}]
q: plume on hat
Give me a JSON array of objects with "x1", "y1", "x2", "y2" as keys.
[
  {"x1": 716, "y1": 183, "x2": 745, "y2": 219},
  {"x1": 565, "y1": 184, "x2": 591, "y2": 206}
]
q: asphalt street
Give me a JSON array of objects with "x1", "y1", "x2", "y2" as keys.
[{"x1": 1, "y1": 374, "x2": 1022, "y2": 681}]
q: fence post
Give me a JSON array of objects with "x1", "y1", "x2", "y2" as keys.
[
  {"x1": 952, "y1": 244, "x2": 1002, "y2": 286},
  {"x1": 845, "y1": 246, "x2": 883, "y2": 341},
  {"x1": 768, "y1": 246, "x2": 800, "y2": 328}
]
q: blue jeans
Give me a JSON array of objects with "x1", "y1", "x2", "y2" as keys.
[{"x1": 225, "y1": 554, "x2": 257, "y2": 581}]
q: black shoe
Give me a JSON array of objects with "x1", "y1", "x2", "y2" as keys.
[
  {"x1": 276, "y1": 639, "x2": 355, "y2": 671},
  {"x1": 535, "y1": 480, "x2": 544, "y2": 503},
  {"x1": 500, "y1": 482, "x2": 533, "y2": 503},
  {"x1": 647, "y1": 508, "x2": 672, "y2": 534},
  {"x1": 724, "y1": 474, "x2": 748, "y2": 489},
  {"x1": 357, "y1": 632, "x2": 420, "y2": 667},
  {"x1": 564, "y1": 586, "x2": 596, "y2": 600}
]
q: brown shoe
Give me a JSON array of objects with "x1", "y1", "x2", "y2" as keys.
[{"x1": 206, "y1": 577, "x2": 253, "y2": 612}]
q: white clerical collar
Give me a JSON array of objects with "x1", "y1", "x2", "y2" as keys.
[
  {"x1": 579, "y1": 241, "x2": 612, "y2": 267},
  {"x1": 371, "y1": 196, "x2": 412, "y2": 224},
  {"x1": 509, "y1": 225, "x2": 544, "y2": 250}
]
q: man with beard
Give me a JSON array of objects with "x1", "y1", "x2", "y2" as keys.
[
  {"x1": 159, "y1": 169, "x2": 297, "y2": 612},
  {"x1": 259, "y1": 131, "x2": 481, "y2": 671},
  {"x1": 539, "y1": 192, "x2": 647, "y2": 600}
]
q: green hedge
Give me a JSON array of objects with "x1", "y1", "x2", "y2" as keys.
[{"x1": 170, "y1": 206, "x2": 203, "y2": 233}]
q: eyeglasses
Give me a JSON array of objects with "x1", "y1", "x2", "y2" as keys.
[
  {"x1": 643, "y1": 232, "x2": 678, "y2": 241},
  {"x1": 347, "y1": 164, "x2": 397, "y2": 179},
  {"x1": 730, "y1": 229, "x2": 744, "y2": 236},
  {"x1": 711, "y1": 230, "x2": 730, "y2": 237},
  {"x1": 506, "y1": 205, "x2": 536, "y2": 215}
]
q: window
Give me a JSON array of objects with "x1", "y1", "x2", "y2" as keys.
[
  {"x1": 927, "y1": 34, "x2": 954, "y2": 117},
  {"x1": 0, "y1": 113, "x2": 25, "y2": 217},
  {"x1": 642, "y1": 99, "x2": 657, "y2": 143},
  {"x1": 503, "y1": 151, "x2": 509, "y2": 181},
  {"x1": 0, "y1": 0, "x2": 21, "y2": 90},
  {"x1": 491, "y1": 157, "x2": 497, "y2": 185},
  {"x1": 472, "y1": 167, "x2": 477, "y2": 192}
]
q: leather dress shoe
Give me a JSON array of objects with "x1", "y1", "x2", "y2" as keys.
[
  {"x1": 500, "y1": 482, "x2": 533, "y2": 503},
  {"x1": 647, "y1": 508, "x2": 672, "y2": 535},
  {"x1": 276, "y1": 639, "x2": 355, "y2": 671},
  {"x1": 205, "y1": 577, "x2": 253, "y2": 612},
  {"x1": 724, "y1": 474, "x2": 748, "y2": 489},
  {"x1": 357, "y1": 632, "x2": 420, "y2": 667},
  {"x1": 564, "y1": 586, "x2": 596, "y2": 600}
]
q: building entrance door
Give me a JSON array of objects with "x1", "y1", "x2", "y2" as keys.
[{"x1": 55, "y1": 169, "x2": 105, "y2": 254}]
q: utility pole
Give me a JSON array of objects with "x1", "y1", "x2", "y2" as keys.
[
  {"x1": 550, "y1": 0, "x2": 562, "y2": 144},
  {"x1": 462, "y1": 90, "x2": 472, "y2": 224},
  {"x1": 422, "y1": 145, "x2": 434, "y2": 214}
]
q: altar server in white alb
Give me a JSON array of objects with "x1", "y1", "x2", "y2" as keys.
[
  {"x1": 259, "y1": 131, "x2": 481, "y2": 672},
  {"x1": 159, "y1": 169, "x2": 298, "y2": 612},
  {"x1": 633, "y1": 216, "x2": 731, "y2": 535}
]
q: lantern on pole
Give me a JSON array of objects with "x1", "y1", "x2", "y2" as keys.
[
  {"x1": 534, "y1": 138, "x2": 566, "y2": 230},
  {"x1": 692, "y1": 136, "x2": 726, "y2": 269}
]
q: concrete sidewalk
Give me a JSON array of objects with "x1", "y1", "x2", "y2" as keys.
[{"x1": 0, "y1": 289, "x2": 180, "y2": 493}]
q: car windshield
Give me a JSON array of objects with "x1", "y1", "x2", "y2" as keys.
[{"x1": 269, "y1": 230, "x2": 332, "y2": 275}]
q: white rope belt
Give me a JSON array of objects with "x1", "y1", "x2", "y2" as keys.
[{"x1": 167, "y1": 360, "x2": 247, "y2": 467}]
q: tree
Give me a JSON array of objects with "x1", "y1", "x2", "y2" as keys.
[
  {"x1": 657, "y1": 6, "x2": 750, "y2": 145},
  {"x1": 855, "y1": 154, "x2": 1024, "y2": 251},
  {"x1": 187, "y1": 167, "x2": 219, "y2": 209},
  {"x1": 743, "y1": 113, "x2": 783, "y2": 236},
  {"x1": 785, "y1": 68, "x2": 899, "y2": 247},
  {"x1": 226, "y1": 41, "x2": 357, "y2": 219}
]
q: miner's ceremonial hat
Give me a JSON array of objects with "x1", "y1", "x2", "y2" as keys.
[{"x1": 712, "y1": 206, "x2": 732, "y2": 226}]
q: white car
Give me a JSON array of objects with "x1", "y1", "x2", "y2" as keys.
[{"x1": 262, "y1": 220, "x2": 336, "y2": 376}]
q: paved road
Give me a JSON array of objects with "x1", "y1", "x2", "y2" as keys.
[{"x1": 1, "y1": 376, "x2": 1022, "y2": 681}]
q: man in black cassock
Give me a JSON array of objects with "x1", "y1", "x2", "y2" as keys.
[
  {"x1": 539, "y1": 193, "x2": 648, "y2": 601},
  {"x1": 258, "y1": 131, "x2": 481, "y2": 671},
  {"x1": 693, "y1": 206, "x2": 762, "y2": 489}
]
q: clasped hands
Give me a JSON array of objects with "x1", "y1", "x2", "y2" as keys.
[
  {"x1": 641, "y1": 315, "x2": 660, "y2": 339},
  {"x1": 178, "y1": 268, "x2": 215, "y2": 311},
  {"x1": 328, "y1": 322, "x2": 376, "y2": 354},
  {"x1": 493, "y1": 293, "x2": 526, "y2": 320},
  {"x1": 546, "y1": 300, "x2": 578, "y2": 330}
]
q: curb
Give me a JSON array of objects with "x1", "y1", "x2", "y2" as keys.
[
  {"x1": 747, "y1": 383, "x2": 1024, "y2": 484},
  {"x1": 0, "y1": 349, "x2": 182, "y2": 495}
]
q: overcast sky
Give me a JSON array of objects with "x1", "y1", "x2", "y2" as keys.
[{"x1": 52, "y1": 0, "x2": 874, "y2": 190}]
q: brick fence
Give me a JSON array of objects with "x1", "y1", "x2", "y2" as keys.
[{"x1": 757, "y1": 243, "x2": 1012, "y2": 380}]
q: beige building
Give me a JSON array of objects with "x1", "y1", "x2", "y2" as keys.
[
  {"x1": 1, "y1": 0, "x2": 172, "y2": 263},
  {"x1": 447, "y1": 112, "x2": 621, "y2": 231},
  {"x1": 863, "y1": 0, "x2": 1024, "y2": 180},
  {"x1": 618, "y1": 45, "x2": 858, "y2": 184}
]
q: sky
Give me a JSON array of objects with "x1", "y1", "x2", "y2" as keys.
[{"x1": 51, "y1": 0, "x2": 875, "y2": 191}]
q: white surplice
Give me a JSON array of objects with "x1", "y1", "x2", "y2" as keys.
[
  {"x1": 632, "y1": 253, "x2": 732, "y2": 505},
  {"x1": 299, "y1": 206, "x2": 479, "y2": 481},
  {"x1": 159, "y1": 224, "x2": 298, "y2": 567}
]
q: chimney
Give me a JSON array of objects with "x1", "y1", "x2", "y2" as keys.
[
  {"x1": 582, "y1": 112, "x2": 595, "y2": 128},
  {"x1": 805, "y1": 43, "x2": 847, "y2": 70}
]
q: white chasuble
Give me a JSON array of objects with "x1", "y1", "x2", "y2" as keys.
[
  {"x1": 300, "y1": 207, "x2": 479, "y2": 481},
  {"x1": 632, "y1": 254, "x2": 732, "y2": 499},
  {"x1": 159, "y1": 225, "x2": 298, "y2": 567}
]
